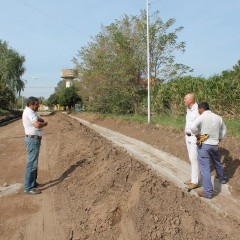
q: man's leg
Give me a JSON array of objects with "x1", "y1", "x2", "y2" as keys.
[
  {"x1": 24, "y1": 137, "x2": 40, "y2": 192},
  {"x1": 209, "y1": 145, "x2": 227, "y2": 183},
  {"x1": 186, "y1": 139, "x2": 200, "y2": 184},
  {"x1": 198, "y1": 144, "x2": 213, "y2": 197}
]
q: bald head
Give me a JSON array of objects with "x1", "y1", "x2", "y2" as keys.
[{"x1": 184, "y1": 93, "x2": 195, "y2": 108}]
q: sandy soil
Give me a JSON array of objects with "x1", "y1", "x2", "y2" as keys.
[
  {"x1": 0, "y1": 112, "x2": 240, "y2": 240},
  {"x1": 73, "y1": 112, "x2": 240, "y2": 198}
]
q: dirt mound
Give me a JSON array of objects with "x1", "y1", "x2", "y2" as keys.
[
  {"x1": 72, "y1": 112, "x2": 240, "y2": 198},
  {"x1": 47, "y1": 113, "x2": 240, "y2": 239}
]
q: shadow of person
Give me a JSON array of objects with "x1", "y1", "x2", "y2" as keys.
[
  {"x1": 219, "y1": 147, "x2": 240, "y2": 180},
  {"x1": 39, "y1": 158, "x2": 87, "y2": 191}
]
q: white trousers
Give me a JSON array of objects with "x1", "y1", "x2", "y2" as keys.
[{"x1": 185, "y1": 138, "x2": 200, "y2": 184}]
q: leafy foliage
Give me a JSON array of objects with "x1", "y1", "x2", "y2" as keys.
[
  {"x1": 0, "y1": 82, "x2": 15, "y2": 109},
  {"x1": 0, "y1": 40, "x2": 25, "y2": 108},
  {"x1": 58, "y1": 85, "x2": 81, "y2": 109},
  {"x1": 73, "y1": 10, "x2": 191, "y2": 114},
  {"x1": 47, "y1": 93, "x2": 59, "y2": 107},
  {"x1": 151, "y1": 60, "x2": 240, "y2": 117}
]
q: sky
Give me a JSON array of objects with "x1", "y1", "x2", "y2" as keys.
[{"x1": 1, "y1": 0, "x2": 240, "y2": 98}]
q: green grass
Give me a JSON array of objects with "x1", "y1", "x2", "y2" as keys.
[
  {"x1": 90, "y1": 112, "x2": 240, "y2": 138},
  {"x1": 0, "y1": 109, "x2": 10, "y2": 116},
  {"x1": 95, "y1": 113, "x2": 185, "y2": 130},
  {"x1": 225, "y1": 119, "x2": 240, "y2": 137}
]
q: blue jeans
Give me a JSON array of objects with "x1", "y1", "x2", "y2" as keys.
[
  {"x1": 24, "y1": 137, "x2": 41, "y2": 191},
  {"x1": 197, "y1": 144, "x2": 227, "y2": 197}
]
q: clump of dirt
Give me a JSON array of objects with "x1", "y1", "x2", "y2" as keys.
[{"x1": 47, "y1": 113, "x2": 240, "y2": 239}]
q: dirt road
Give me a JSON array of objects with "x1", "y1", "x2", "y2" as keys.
[
  {"x1": 0, "y1": 117, "x2": 64, "y2": 239},
  {"x1": 0, "y1": 112, "x2": 240, "y2": 240}
]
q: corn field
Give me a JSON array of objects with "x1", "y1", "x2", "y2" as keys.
[{"x1": 151, "y1": 68, "x2": 240, "y2": 118}]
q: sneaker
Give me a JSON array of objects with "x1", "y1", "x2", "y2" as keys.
[
  {"x1": 197, "y1": 189, "x2": 212, "y2": 199},
  {"x1": 185, "y1": 183, "x2": 198, "y2": 190},
  {"x1": 220, "y1": 179, "x2": 228, "y2": 184},
  {"x1": 24, "y1": 188, "x2": 41, "y2": 195}
]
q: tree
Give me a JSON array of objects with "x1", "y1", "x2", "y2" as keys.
[
  {"x1": 73, "y1": 10, "x2": 191, "y2": 114},
  {"x1": 58, "y1": 85, "x2": 81, "y2": 109},
  {"x1": 0, "y1": 40, "x2": 25, "y2": 108},
  {"x1": 0, "y1": 82, "x2": 15, "y2": 109},
  {"x1": 0, "y1": 40, "x2": 25, "y2": 92},
  {"x1": 54, "y1": 79, "x2": 66, "y2": 94},
  {"x1": 47, "y1": 93, "x2": 59, "y2": 107}
]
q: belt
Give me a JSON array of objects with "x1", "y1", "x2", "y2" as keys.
[{"x1": 25, "y1": 135, "x2": 42, "y2": 140}]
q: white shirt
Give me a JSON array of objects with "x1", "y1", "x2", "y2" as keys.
[
  {"x1": 185, "y1": 103, "x2": 199, "y2": 143},
  {"x1": 190, "y1": 110, "x2": 227, "y2": 145},
  {"x1": 22, "y1": 106, "x2": 43, "y2": 136}
]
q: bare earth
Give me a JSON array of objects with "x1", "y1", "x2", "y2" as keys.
[{"x1": 0, "y1": 112, "x2": 240, "y2": 240}]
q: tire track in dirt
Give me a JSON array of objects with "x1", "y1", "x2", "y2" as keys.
[{"x1": 23, "y1": 138, "x2": 65, "y2": 240}]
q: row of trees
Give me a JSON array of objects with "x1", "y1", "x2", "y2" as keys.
[
  {"x1": 2, "y1": 9, "x2": 238, "y2": 117},
  {"x1": 0, "y1": 40, "x2": 26, "y2": 109},
  {"x1": 70, "y1": 10, "x2": 239, "y2": 117}
]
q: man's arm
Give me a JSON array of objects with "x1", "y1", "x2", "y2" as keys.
[
  {"x1": 190, "y1": 116, "x2": 201, "y2": 135},
  {"x1": 32, "y1": 120, "x2": 48, "y2": 128},
  {"x1": 37, "y1": 116, "x2": 45, "y2": 122}
]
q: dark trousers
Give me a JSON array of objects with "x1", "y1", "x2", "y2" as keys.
[{"x1": 197, "y1": 144, "x2": 227, "y2": 196}]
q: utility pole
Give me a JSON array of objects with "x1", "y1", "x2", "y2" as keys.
[{"x1": 146, "y1": 0, "x2": 151, "y2": 123}]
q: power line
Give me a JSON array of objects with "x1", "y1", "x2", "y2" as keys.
[{"x1": 18, "y1": 0, "x2": 82, "y2": 34}]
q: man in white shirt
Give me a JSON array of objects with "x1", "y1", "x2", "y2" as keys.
[
  {"x1": 190, "y1": 102, "x2": 228, "y2": 199},
  {"x1": 22, "y1": 97, "x2": 48, "y2": 195},
  {"x1": 184, "y1": 93, "x2": 200, "y2": 190}
]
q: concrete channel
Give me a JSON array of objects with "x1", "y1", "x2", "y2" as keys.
[{"x1": 70, "y1": 115, "x2": 240, "y2": 223}]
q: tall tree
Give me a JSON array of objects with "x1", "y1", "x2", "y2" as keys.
[
  {"x1": 73, "y1": 10, "x2": 191, "y2": 114},
  {"x1": 0, "y1": 40, "x2": 25, "y2": 92},
  {"x1": 0, "y1": 40, "x2": 25, "y2": 108},
  {"x1": 58, "y1": 85, "x2": 81, "y2": 110}
]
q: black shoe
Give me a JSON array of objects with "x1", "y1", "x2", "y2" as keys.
[
  {"x1": 220, "y1": 179, "x2": 228, "y2": 184},
  {"x1": 24, "y1": 188, "x2": 41, "y2": 195},
  {"x1": 34, "y1": 182, "x2": 43, "y2": 188}
]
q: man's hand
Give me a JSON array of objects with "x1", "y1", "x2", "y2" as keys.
[{"x1": 196, "y1": 134, "x2": 209, "y2": 146}]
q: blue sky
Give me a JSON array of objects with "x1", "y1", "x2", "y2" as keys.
[{"x1": 1, "y1": 0, "x2": 239, "y2": 98}]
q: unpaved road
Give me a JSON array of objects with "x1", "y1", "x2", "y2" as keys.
[{"x1": 0, "y1": 112, "x2": 240, "y2": 240}]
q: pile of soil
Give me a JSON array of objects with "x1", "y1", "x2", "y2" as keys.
[
  {"x1": 48, "y1": 113, "x2": 240, "y2": 239},
  {"x1": 0, "y1": 112, "x2": 240, "y2": 239},
  {"x1": 72, "y1": 112, "x2": 240, "y2": 197}
]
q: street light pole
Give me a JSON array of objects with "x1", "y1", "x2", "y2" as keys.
[{"x1": 146, "y1": 0, "x2": 151, "y2": 123}]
